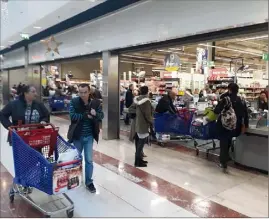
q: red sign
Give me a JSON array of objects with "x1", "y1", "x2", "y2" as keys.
[{"x1": 209, "y1": 68, "x2": 228, "y2": 77}]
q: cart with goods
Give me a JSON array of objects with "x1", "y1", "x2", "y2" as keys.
[
  {"x1": 190, "y1": 120, "x2": 219, "y2": 157},
  {"x1": 49, "y1": 96, "x2": 70, "y2": 114},
  {"x1": 154, "y1": 108, "x2": 196, "y2": 147},
  {"x1": 8, "y1": 123, "x2": 82, "y2": 218}
]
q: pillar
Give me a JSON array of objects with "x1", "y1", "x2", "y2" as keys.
[{"x1": 102, "y1": 51, "x2": 120, "y2": 140}]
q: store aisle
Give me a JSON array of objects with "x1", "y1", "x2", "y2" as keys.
[{"x1": 1, "y1": 116, "x2": 268, "y2": 217}]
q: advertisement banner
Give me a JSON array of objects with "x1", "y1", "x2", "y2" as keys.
[
  {"x1": 196, "y1": 48, "x2": 208, "y2": 73},
  {"x1": 164, "y1": 53, "x2": 180, "y2": 71},
  {"x1": 53, "y1": 163, "x2": 82, "y2": 195}
]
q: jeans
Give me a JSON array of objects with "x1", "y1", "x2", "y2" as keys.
[
  {"x1": 120, "y1": 101, "x2": 124, "y2": 116},
  {"x1": 73, "y1": 135, "x2": 94, "y2": 186}
]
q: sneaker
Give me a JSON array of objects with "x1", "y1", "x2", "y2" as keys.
[
  {"x1": 86, "y1": 183, "x2": 96, "y2": 193},
  {"x1": 218, "y1": 163, "x2": 228, "y2": 174}
]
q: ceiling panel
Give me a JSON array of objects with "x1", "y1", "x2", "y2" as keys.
[{"x1": 0, "y1": 0, "x2": 105, "y2": 48}]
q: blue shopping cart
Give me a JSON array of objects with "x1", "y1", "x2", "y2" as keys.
[
  {"x1": 49, "y1": 96, "x2": 70, "y2": 114},
  {"x1": 154, "y1": 108, "x2": 195, "y2": 146},
  {"x1": 190, "y1": 120, "x2": 219, "y2": 157},
  {"x1": 8, "y1": 123, "x2": 82, "y2": 218}
]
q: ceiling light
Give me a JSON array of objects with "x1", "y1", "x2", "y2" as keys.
[
  {"x1": 236, "y1": 35, "x2": 268, "y2": 41},
  {"x1": 0, "y1": 46, "x2": 5, "y2": 48},
  {"x1": 8, "y1": 40, "x2": 14, "y2": 43},
  {"x1": 199, "y1": 43, "x2": 262, "y2": 57},
  {"x1": 33, "y1": 26, "x2": 42, "y2": 29}
]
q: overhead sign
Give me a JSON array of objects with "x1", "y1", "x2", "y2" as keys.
[
  {"x1": 209, "y1": 68, "x2": 228, "y2": 78},
  {"x1": 164, "y1": 53, "x2": 180, "y2": 71},
  {"x1": 196, "y1": 48, "x2": 208, "y2": 73},
  {"x1": 20, "y1": 33, "x2": 30, "y2": 40},
  {"x1": 262, "y1": 53, "x2": 269, "y2": 61}
]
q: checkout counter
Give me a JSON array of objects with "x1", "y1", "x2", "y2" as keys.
[{"x1": 234, "y1": 112, "x2": 268, "y2": 172}]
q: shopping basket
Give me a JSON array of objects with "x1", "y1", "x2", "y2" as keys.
[
  {"x1": 190, "y1": 120, "x2": 219, "y2": 157},
  {"x1": 8, "y1": 124, "x2": 82, "y2": 217},
  {"x1": 10, "y1": 123, "x2": 58, "y2": 157}
]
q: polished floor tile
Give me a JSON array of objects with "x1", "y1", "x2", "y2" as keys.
[{"x1": 1, "y1": 116, "x2": 268, "y2": 218}]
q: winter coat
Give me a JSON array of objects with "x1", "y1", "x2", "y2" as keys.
[
  {"x1": 125, "y1": 89, "x2": 134, "y2": 108},
  {"x1": 0, "y1": 96, "x2": 50, "y2": 129},
  {"x1": 69, "y1": 97, "x2": 104, "y2": 143},
  {"x1": 214, "y1": 92, "x2": 249, "y2": 138},
  {"x1": 134, "y1": 95, "x2": 153, "y2": 134},
  {"x1": 0, "y1": 96, "x2": 50, "y2": 144},
  {"x1": 155, "y1": 94, "x2": 177, "y2": 114},
  {"x1": 128, "y1": 104, "x2": 137, "y2": 142}
]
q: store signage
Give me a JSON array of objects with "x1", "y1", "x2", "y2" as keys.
[
  {"x1": 164, "y1": 53, "x2": 180, "y2": 71},
  {"x1": 196, "y1": 48, "x2": 208, "y2": 73},
  {"x1": 262, "y1": 53, "x2": 269, "y2": 61},
  {"x1": 208, "y1": 61, "x2": 215, "y2": 67},
  {"x1": 20, "y1": 33, "x2": 30, "y2": 40},
  {"x1": 42, "y1": 36, "x2": 63, "y2": 57},
  {"x1": 209, "y1": 68, "x2": 228, "y2": 78}
]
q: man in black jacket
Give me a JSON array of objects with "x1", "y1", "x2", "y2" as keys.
[
  {"x1": 124, "y1": 84, "x2": 134, "y2": 125},
  {"x1": 214, "y1": 83, "x2": 249, "y2": 172},
  {"x1": 155, "y1": 90, "x2": 177, "y2": 114}
]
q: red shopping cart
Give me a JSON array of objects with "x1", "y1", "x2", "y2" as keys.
[{"x1": 8, "y1": 123, "x2": 82, "y2": 218}]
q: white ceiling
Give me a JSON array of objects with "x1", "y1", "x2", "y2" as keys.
[{"x1": 0, "y1": 0, "x2": 106, "y2": 49}]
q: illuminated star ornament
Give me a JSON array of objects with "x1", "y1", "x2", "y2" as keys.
[{"x1": 43, "y1": 36, "x2": 63, "y2": 56}]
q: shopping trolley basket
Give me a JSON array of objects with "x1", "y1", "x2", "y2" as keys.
[
  {"x1": 190, "y1": 120, "x2": 219, "y2": 158},
  {"x1": 154, "y1": 108, "x2": 195, "y2": 146},
  {"x1": 8, "y1": 123, "x2": 82, "y2": 218}
]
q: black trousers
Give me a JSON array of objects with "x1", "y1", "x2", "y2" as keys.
[
  {"x1": 135, "y1": 134, "x2": 146, "y2": 160},
  {"x1": 124, "y1": 112, "x2": 130, "y2": 124},
  {"x1": 219, "y1": 136, "x2": 232, "y2": 168}
]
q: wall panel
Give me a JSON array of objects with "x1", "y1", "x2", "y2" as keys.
[{"x1": 28, "y1": 0, "x2": 268, "y2": 64}]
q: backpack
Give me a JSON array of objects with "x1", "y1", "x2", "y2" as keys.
[{"x1": 221, "y1": 97, "x2": 237, "y2": 130}]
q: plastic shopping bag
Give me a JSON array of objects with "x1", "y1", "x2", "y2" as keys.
[{"x1": 57, "y1": 149, "x2": 80, "y2": 168}]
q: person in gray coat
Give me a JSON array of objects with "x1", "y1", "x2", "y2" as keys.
[{"x1": 128, "y1": 86, "x2": 153, "y2": 167}]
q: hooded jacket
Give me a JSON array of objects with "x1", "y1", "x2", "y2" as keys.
[{"x1": 133, "y1": 95, "x2": 153, "y2": 134}]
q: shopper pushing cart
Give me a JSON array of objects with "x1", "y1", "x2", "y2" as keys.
[{"x1": 0, "y1": 85, "x2": 50, "y2": 143}]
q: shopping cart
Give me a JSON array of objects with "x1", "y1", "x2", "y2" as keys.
[
  {"x1": 8, "y1": 123, "x2": 82, "y2": 218},
  {"x1": 49, "y1": 96, "x2": 70, "y2": 114},
  {"x1": 154, "y1": 108, "x2": 195, "y2": 146},
  {"x1": 190, "y1": 120, "x2": 219, "y2": 158}
]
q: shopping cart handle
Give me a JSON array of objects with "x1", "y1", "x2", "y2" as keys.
[
  {"x1": 57, "y1": 159, "x2": 81, "y2": 167},
  {"x1": 8, "y1": 123, "x2": 58, "y2": 131}
]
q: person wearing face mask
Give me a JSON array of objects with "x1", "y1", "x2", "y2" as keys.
[{"x1": 0, "y1": 85, "x2": 50, "y2": 144}]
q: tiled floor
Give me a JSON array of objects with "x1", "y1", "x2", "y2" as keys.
[{"x1": 0, "y1": 116, "x2": 268, "y2": 218}]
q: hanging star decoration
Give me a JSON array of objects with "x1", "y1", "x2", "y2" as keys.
[{"x1": 43, "y1": 36, "x2": 63, "y2": 56}]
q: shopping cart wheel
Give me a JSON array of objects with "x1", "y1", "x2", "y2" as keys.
[{"x1": 67, "y1": 209, "x2": 74, "y2": 218}]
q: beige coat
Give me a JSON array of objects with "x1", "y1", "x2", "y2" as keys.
[{"x1": 128, "y1": 96, "x2": 153, "y2": 141}]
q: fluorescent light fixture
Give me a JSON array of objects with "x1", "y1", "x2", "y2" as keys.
[
  {"x1": 236, "y1": 35, "x2": 268, "y2": 41},
  {"x1": 8, "y1": 41, "x2": 15, "y2": 43},
  {"x1": 0, "y1": 46, "x2": 5, "y2": 48},
  {"x1": 33, "y1": 26, "x2": 42, "y2": 29},
  {"x1": 198, "y1": 43, "x2": 262, "y2": 57}
]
